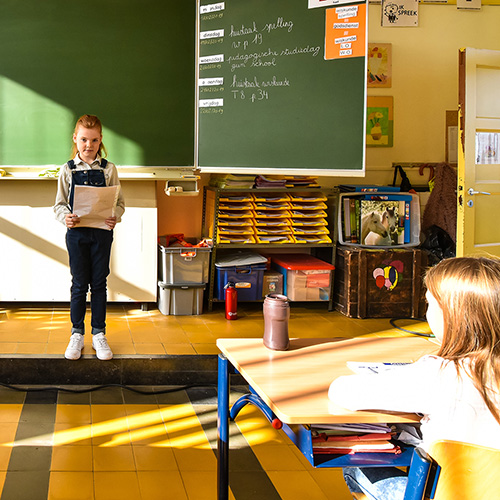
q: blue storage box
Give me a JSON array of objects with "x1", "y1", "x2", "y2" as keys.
[{"x1": 215, "y1": 264, "x2": 267, "y2": 301}]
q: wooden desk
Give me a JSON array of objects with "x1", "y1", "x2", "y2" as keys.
[{"x1": 216, "y1": 336, "x2": 438, "y2": 500}]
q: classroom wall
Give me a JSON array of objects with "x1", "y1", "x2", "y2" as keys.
[{"x1": 157, "y1": 3, "x2": 500, "y2": 239}]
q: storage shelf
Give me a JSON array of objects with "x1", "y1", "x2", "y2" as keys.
[
  {"x1": 202, "y1": 186, "x2": 339, "y2": 311},
  {"x1": 213, "y1": 243, "x2": 335, "y2": 249}
]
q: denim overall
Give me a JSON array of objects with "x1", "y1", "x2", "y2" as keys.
[{"x1": 65, "y1": 159, "x2": 113, "y2": 336}]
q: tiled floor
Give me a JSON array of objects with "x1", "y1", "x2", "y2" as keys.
[
  {"x1": 0, "y1": 302, "x2": 431, "y2": 357},
  {"x1": 0, "y1": 303, "x2": 431, "y2": 499}
]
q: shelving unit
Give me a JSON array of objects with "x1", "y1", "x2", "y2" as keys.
[{"x1": 202, "y1": 186, "x2": 339, "y2": 311}]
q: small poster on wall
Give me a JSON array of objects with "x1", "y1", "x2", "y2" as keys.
[
  {"x1": 366, "y1": 96, "x2": 394, "y2": 147},
  {"x1": 309, "y1": 0, "x2": 367, "y2": 8},
  {"x1": 381, "y1": 0, "x2": 418, "y2": 27},
  {"x1": 367, "y1": 43, "x2": 392, "y2": 88}
]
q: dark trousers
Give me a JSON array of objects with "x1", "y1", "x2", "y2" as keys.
[{"x1": 66, "y1": 227, "x2": 113, "y2": 334}]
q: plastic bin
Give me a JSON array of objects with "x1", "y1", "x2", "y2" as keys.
[
  {"x1": 271, "y1": 254, "x2": 335, "y2": 301},
  {"x1": 215, "y1": 251, "x2": 268, "y2": 301},
  {"x1": 338, "y1": 192, "x2": 420, "y2": 248},
  {"x1": 158, "y1": 282, "x2": 205, "y2": 315},
  {"x1": 158, "y1": 237, "x2": 211, "y2": 284}
]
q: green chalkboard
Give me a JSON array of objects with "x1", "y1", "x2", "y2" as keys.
[
  {"x1": 197, "y1": 0, "x2": 366, "y2": 175},
  {"x1": 0, "y1": 0, "x2": 195, "y2": 166}
]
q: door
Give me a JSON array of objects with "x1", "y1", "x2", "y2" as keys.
[{"x1": 457, "y1": 48, "x2": 500, "y2": 257}]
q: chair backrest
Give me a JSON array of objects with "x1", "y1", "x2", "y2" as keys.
[{"x1": 428, "y1": 440, "x2": 500, "y2": 500}]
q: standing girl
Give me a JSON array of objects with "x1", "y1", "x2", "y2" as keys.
[
  {"x1": 329, "y1": 256, "x2": 500, "y2": 499},
  {"x1": 54, "y1": 114, "x2": 125, "y2": 361}
]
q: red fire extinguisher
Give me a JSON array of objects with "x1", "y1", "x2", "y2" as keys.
[{"x1": 224, "y1": 282, "x2": 238, "y2": 320}]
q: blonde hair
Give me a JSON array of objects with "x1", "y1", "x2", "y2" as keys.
[
  {"x1": 425, "y1": 256, "x2": 500, "y2": 423},
  {"x1": 71, "y1": 114, "x2": 107, "y2": 158}
]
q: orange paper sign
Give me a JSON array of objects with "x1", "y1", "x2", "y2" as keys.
[{"x1": 325, "y1": 3, "x2": 367, "y2": 60}]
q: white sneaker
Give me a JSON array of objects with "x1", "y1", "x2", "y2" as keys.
[
  {"x1": 92, "y1": 333, "x2": 113, "y2": 360},
  {"x1": 65, "y1": 333, "x2": 84, "y2": 360}
]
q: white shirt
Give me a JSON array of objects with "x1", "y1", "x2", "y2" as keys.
[
  {"x1": 329, "y1": 355, "x2": 500, "y2": 451},
  {"x1": 53, "y1": 155, "x2": 125, "y2": 225}
]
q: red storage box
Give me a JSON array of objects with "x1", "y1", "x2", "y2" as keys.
[{"x1": 271, "y1": 254, "x2": 335, "y2": 301}]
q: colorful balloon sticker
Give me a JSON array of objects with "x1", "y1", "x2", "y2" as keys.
[{"x1": 373, "y1": 260, "x2": 403, "y2": 290}]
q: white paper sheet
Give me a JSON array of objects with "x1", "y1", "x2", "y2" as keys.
[{"x1": 73, "y1": 185, "x2": 119, "y2": 231}]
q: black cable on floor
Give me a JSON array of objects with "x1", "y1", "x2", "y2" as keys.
[
  {"x1": 0, "y1": 382, "x2": 207, "y2": 394},
  {"x1": 389, "y1": 318, "x2": 434, "y2": 338}
]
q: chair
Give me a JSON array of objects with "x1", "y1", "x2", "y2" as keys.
[
  {"x1": 424, "y1": 440, "x2": 500, "y2": 499},
  {"x1": 351, "y1": 441, "x2": 500, "y2": 500}
]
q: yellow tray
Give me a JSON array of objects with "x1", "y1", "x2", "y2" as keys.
[
  {"x1": 290, "y1": 210, "x2": 327, "y2": 218},
  {"x1": 217, "y1": 234, "x2": 256, "y2": 244},
  {"x1": 291, "y1": 234, "x2": 332, "y2": 244}
]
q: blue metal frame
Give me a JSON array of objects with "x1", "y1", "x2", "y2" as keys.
[{"x1": 217, "y1": 354, "x2": 230, "y2": 500}]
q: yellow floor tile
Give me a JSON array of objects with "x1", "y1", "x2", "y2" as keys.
[
  {"x1": 0, "y1": 447, "x2": 14, "y2": 470},
  {"x1": 51, "y1": 445, "x2": 93, "y2": 471},
  {"x1": 130, "y1": 330, "x2": 161, "y2": 343},
  {"x1": 0, "y1": 404, "x2": 23, "y2": 423},
  {"x1": 0, "y1": 422, "x2": 18, "y2": 446},
  {"x1": 132, "y1": 445, "x2": 178, "y2": 470},
  {"x1": 109, "y1": 342, "x2": 136, "y2": 355},
  {"x1": 180, "y1": 470, "x2": 218, "y2": 500},
  {"x1": 93, "y1": 471, "x2": 141, "y2": 500},
  {"x1": 91, "y1": 405, "x2": 127, "y2": 424},
  {"x1": 106, "y1": 331, "x2": 133, "y2": 343},
  {"x1": 137, "y1": 470, "x2": 188, "y2": 500},
  {"x1": 0, "y1": 343, "x2": 18, "y2": 354},
  {"x1": 157, "y1": 329, "x2": 190, "y2": 343},
  {"x1": 16, "y1": 331, "x2": 50, "y2": 343},
  {"x1": 56, "y1": 405, "x2": 92, "y2": 425},
  {"x1": 93, "y1": 446, "x2": 136, "y2": 471},
  {"x1": 46, "y1": 342, "x2": 68, "y2": 355},
  {"x1": 309, "y1": 468, "x2": 355, "y2": 500},
  {"x1": 172, "y1": 447, "x2": 217, "y2": 471},
  {"x1": 183, "y1": 330, "x2": 216, "y2": 344},
  {"x1": 193, "y1": 343, "x2": 221, "y2": 355},
  {"x1": 0, "y1": 472, "x2": 6, "y2": 494},
  {"x1": 163, "y1": 344, "x2": 197, "y2": 355},
  {"x1": 53, "y1": 423, "x2": 93, "y2": 446},
  {"x1": 267, "y1": 470, "x2": 331, "y2": 500},
  {"x1": 134, "y1": 343, "x2": 166, "y2": 355},
  {"x1": 251, "y1": 443, "x2": 308, "y2": 471},
  {"x1": 15, "y1": 342, "x2": 47, "y2": 354},
  {"x1": 48, "y1": 471, "x2": 95, "y2": 500}
]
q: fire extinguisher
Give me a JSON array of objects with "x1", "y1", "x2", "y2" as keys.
[{"x1": 224, "y1": 282, "x2": 238, "y2": 320}]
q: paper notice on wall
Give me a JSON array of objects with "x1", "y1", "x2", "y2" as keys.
[
  {"x1": 381, "y1": 0, "x2": 418, "y2": 27},
  {"x1": 73, "y1": 185, "x2": 119, "y2": 231},
  {"x1": 309, "y1": 0, "x2": 366, "y2": 7},
  {"x1": 324, "y1": 3, "x2": 366, "y2": 60}
]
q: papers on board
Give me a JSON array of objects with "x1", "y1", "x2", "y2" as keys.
[
  {"x1": 73, "y1": 185, "x2": 119, "y2": 231},
  {"x1": 312, "y1": 423, "x2": 392, "y2": 434}
]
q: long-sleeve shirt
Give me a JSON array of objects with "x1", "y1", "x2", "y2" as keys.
[
  {"x1": 329, "y1": 355, "x2": 500, "y2": 452},
  {"x1": 53, "y1": 155, "x2": 125, "y2": 225}
]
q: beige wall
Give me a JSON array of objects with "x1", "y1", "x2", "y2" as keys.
[{"x1": 158, "y1": 4, "x2": 500, "y2": 239}]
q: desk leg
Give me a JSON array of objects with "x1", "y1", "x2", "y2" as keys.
[{"x1": 217, "y1": 354, "x2": 230, "y2": 500}]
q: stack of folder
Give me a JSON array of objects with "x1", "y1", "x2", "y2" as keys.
[{"x1": 311, "y1": 423, "x2": 401, "y2": 455}]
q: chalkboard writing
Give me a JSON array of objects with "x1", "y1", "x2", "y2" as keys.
[{"x1": 197, "y1": 0, "x2": 367, "y2": 175}]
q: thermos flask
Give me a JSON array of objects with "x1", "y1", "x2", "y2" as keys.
[
  {"x1": 224, "y1": 282, "x2": 238, "y2": 320},
  {"x1": 263, "y1": 294, "x2": 290, "y2": 350}
]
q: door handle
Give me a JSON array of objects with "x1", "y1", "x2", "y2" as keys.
[{"x1": 468, "y1": 188, "x2": 491, "y2": 196}]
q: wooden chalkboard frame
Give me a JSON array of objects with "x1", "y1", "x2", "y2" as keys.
[{"x1": 196, "y1": 0, "x2": 367, "y2": 176}]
